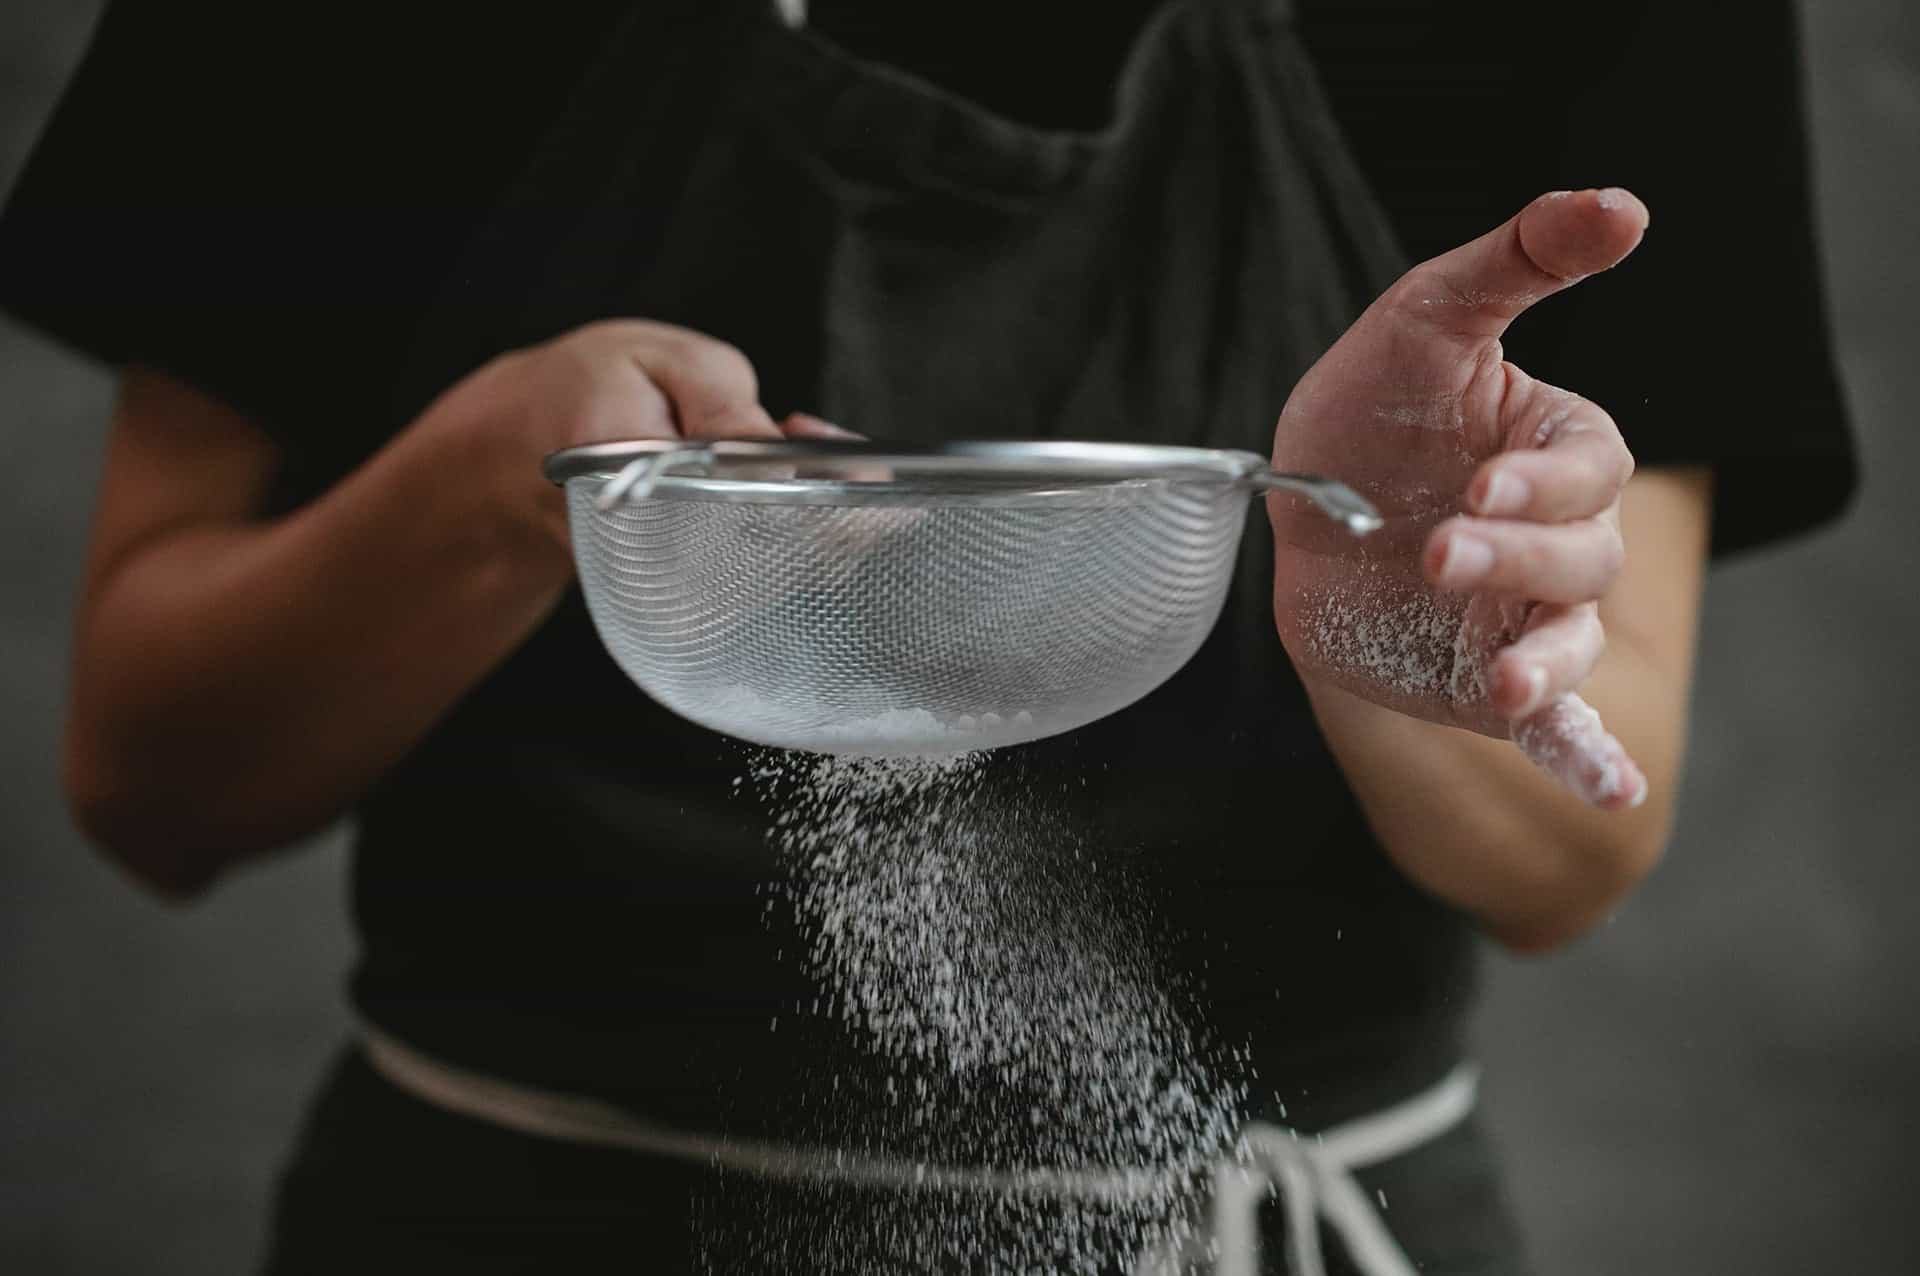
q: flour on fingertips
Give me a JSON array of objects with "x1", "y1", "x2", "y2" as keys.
[{"x1": 1512, "y1": 693, "x2": 1643, "y2": 808}]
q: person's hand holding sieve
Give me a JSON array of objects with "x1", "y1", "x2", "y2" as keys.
[
  {"x1": 415, "y1": 318, "x2": 849, "y2": 559},
  {"x1": 1269, "y1": 189, "x2": 1650, "y2": 810}
]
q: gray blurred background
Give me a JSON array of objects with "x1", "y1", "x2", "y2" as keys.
[{"x1": 2, "y1": 2, "x2": 1915, "y2": 1272}]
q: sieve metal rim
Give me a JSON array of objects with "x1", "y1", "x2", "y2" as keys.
[
  {"x1": 543, "y1": 438, "x2": 1270, "y2": 497},
  {"x1": 577, "y1": 475, "x2": 1200, "y2": 509},
  {"x1": 544, "y1": 439, "x2": 1382, "y2": 532}
]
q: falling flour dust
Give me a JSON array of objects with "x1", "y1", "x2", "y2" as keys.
[{"x1": 700, "y1": 750, "x2": 1251, "y2": 1274}]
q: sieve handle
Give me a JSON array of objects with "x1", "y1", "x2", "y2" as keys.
[
  {"x1": 1252, "y1": 470, "x2": 1384, "y2": 536},
  {"x1": 593, "y1": 445, "x2": 715, "y2": 511}
]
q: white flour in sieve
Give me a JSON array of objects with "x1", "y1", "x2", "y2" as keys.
[
  {"x1": 705, "y1": 749, "x2": 1249, "y2": 1274},
  {"x1": 676, "y1": 683, "x2": 1046, "y2": 756}
]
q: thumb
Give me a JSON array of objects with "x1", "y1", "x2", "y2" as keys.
[{"x1": 1388, "y1": 187, "x2": 1650, "y2": 342}]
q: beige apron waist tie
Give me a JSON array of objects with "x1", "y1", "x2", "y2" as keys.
[{"x1": 360, "y1": 1022, "x2": 1474, "y2": 1276}]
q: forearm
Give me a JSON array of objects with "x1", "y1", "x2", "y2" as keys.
[
  {"x1": 1304, "y1": 630, "x2": 1684, "y2": 951},
  {"x1": 65, "y1": 323, "x2": 796, "y2": 896},
  {"x1": 66, "y1": 397, "x2": 572, "y2": 892}
]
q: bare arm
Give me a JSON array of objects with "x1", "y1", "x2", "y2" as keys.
[
  {"x1": 1303, "y1": 467, "x2": 1711, "y2": 951},
  {"x1": 1268, "y1": 189, "x2": 1720, "y2": 952},
  {"x1": 64, "y1": 322, "x2": 794, "y2": 897}
]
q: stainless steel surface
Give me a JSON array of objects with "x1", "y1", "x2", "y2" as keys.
[
  {"x1": 544, "y1": 437, "x2": 1274, "y2": 484},
  {"x1": 556, "y1": 437, "x2": 1382, "y2": 525},
  {"x1": 551, "y1": 438, "x2": 1378, "y2": 755},
  {"x1": 564, "y1": 439, "x2": 1384, "y2": 530},
  {"x1": 1249, "y1": 469, "x2": 1384, "y2": 535},
  {"x1": 591, "y1": 446, "x2": 705, "y2": 511}
]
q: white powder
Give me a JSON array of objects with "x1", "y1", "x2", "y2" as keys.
[
  {"x1": 1302, "y1": 578, "x2": 1644, "y2": 809},
  {"x1": 1300, "y1": 567, "x2": 1471, "y2": 702},
  {"x1": 677, "y1": 684, "x2": 1046, "y2": 757},
  {"x1": 800, "y1": 707, "x2": 1041, "y2": 756},
  {"x1": 1512, "y1": 692, "x2": 1646, "y2": 809},
  {"x1": 706, "y1": 751, "x2": 1249, "y2": 1273}
]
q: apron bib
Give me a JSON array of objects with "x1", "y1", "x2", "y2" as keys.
[
  {"x1": 396, "y1": 0, "x2": 1413, "y2": 873},
  {"x1": 352, "y1": 3, "x2": 1526, "y2": 1273},
  {"x1": 404, "y1": 0, "x2": 1405, "y2": 444}
]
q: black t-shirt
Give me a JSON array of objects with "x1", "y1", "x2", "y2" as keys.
[
  {"x1": 0, "y1": 0, "x2": 1855, "y2": 551},
  {"x1": 0, "y1": 0, "x2": 1855, "y2": 1136}
]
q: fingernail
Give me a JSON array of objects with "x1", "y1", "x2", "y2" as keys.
[
  {"x1": 1438, "y1": 533, "x2": 1494, "y2": 587},
  {"x1": 1476, "y1": 470, "x2": 1531, "y2": 517},
  {"x1": 1595, "y1": 187, "x2": 1628, "y2": 211}
]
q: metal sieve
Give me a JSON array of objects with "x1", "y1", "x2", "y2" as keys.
[{"x1": 543, "y1": 439, "x2": 1380, "y2": 756}]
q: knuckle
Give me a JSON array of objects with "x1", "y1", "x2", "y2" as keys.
[
  {"x1": 1596, "y1": 523, "x2": 1627, "y2": 576},
  {"x1": 1542, "y1": 641, "x2": 1582, "y2": 683},
  {"x1": 1518, "y1": 536, "x2": 1551, "y2": 578},
  {"x1": 1381, "y1": 270, "x2": 1431, "y2": 315},
  {"x1": 1506, "y1": 535, "x2": 1554, "y2": 586},
  {"x1": 680, "y1": 338, "x2": 758, "y2": 394},
  {"x1": 1577, "y1": 400, "x2": 1619, "y2": 436},
  {"x1": 1557, "y1": 454, "x2": 1604, "y2": 502},
  {"x1": 1578, "y1": 453, "x2": 1627, "y2": 507},
  {"x1": 1574, "y1": 620, "x2": 1607, "y2": 668},
  {"x1": 1386, "y1": 266, "x2": 1478, "y2": 323},
  {"x1": 477, "y1": 345, "x2": 532, "y2": 381},
  {"x1": 1582, "y1": 454, "x2": 1612, "y2": 498},
  {"x1": 1616, "y1": 438, "x2": 1637, "y2": 484},
  {"x1": 1578, "y1": 409, "x2": 1633, "y2": 484},
  {"x1": 573, "y1": 317, "x2": 646, "y2": 345}
]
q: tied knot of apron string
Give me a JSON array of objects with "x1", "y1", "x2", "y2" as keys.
[
  {"x1": 361, "y1": 1023, "x2": 1475, "y2": 1276},
  {"x1": 1133, "y1": 1066, "x2": 1477, "y2": 1276}
]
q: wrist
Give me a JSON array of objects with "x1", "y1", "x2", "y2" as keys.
[{"x1": 397, "y1": 358, "x2": 577, "y2": 590}]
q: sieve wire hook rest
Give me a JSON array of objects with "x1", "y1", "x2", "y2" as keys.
[
  {"x1": 594, "y1": 445, "x2": 716, "y2": 511},
  {"x1": 1251, "y1": 470, "x2": 1383, "y2": 536}
]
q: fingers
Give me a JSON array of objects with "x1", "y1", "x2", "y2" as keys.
[
  {"x1": 621, "y1": 326, "x2": 783, "y2": 440},
  {"x1": 779, "y1": 412, "x2": 865, "y2": 440},
  {"x1": 1425, "y1": 514, "x2": 1624, "y2": 603},
  {"x1": 1512, "y1": 693, "x2": 1649, "y2": 811},
  {"x1": 1486, "y1": 603, "x2": 1605, "y2": 719},
  {"x1": 1466, "y1": 418, "x2": 1634, "y2": 523},
  {"x1": 1388, "y1": 188, "x2": 1649, "y2": 341}
]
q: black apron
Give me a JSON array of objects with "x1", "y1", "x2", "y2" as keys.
[{"x1": 267, "y1": 1, "x2": 1525, "y2": 1271}]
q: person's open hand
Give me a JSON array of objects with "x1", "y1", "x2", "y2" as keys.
[{"x1": 1269, "y1": 189, "x2": 1650, "y2": 810}]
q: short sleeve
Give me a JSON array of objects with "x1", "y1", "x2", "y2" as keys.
[
  {"x1": 1303, "y1": 0, "x2": 1858, "y2": 557},
  {"x1": 0, "y1": 0, "x2": 625, "y2": 467}
]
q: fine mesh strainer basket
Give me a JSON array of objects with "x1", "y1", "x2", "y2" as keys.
[{"x1": 544, "y1": 440, "x2": 1380, "y2": 756}]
